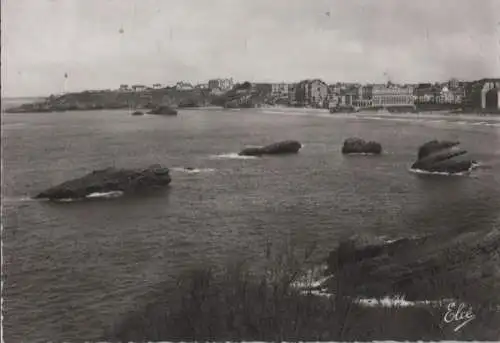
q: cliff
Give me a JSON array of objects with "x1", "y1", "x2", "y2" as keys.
[{"x1": 210, "y1": 82, "x2": 274, "y2": 108}]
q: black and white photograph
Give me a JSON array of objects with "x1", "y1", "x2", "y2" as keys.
[{"x1": 1, "y1": 0, "x2": 500, "y2": 341}]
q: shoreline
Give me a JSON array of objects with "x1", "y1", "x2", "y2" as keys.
[{"x1": 5, "y1": 102, "x2": 500, "y2": 116}]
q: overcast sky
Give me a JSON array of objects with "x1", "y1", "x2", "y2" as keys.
[{"x1": 2, "y1": 0, "x2": 500, "y2": 97}]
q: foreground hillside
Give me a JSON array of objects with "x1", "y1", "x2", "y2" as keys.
[{"x1": 105, "y1": 223, "x2": 500, "y2": 341}]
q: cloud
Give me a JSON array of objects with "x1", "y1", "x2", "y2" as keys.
[{"x1": 1, "y1": 0, "x2": 499, "y2": 97}]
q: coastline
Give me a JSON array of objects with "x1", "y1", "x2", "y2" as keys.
[{"x1": 3, "y1": 89, "x2": 500, "y2": 116}]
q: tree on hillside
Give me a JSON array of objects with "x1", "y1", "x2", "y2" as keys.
[{"x1": 234, "y1": 82, "x2": 252, "y2": 90}]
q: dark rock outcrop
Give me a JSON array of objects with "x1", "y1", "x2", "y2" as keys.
[
  {"x1": 34, "y1": 164, "x2": 171, "y2": 201},
  {"x1": 411, "y1": 140, "x2": 474, "y2": 173},
  {"x1": 238, "y1": 140, "x2": 302, "y2": 156},
  {"x1": 131, "y1": 111, "x2": 144, "y2": 116},
  {"x1": 341, "y1": 137, "x2": 382, "y2": 154},
  {"x1": 147, "y1": 105, "x2": 178, "y2": 115},
  {"x1": 323, "y1": 228, "x2": 500, "y2": 305}
]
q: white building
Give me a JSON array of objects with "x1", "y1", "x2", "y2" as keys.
[
  {"x1": 208, "y1": 78, "x2": 234, "y2": 91},
  {"x1": 131, "y1": 85, "x2": 147, "y2": 92},
  {"x1": 370, "y1": 84, "x2": 414, "y2": 107}
]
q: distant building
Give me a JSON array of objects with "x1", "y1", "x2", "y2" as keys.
[
  {"x1": 119, "y1": 84, "x2": 131, "y2": 92},
  {"x1": 288, "y1": 83, "x2": 297, "y2": 104},
  {"x1": 448, "y1": 78, "x2": 460, "y2": 89},
  {"x1": 271, "y1": 83, "x2": 289, "y2": 97},
  {"x1": 328, "y1": 95, "x2": 341, "y2": 108},
  {"x1": 328, "y1": 84, "x2": 341, "y2": 95},
  {"x1": 357, "y1": 85, "x2": 373, "y2": 100},
  {"x1": 415, "y1": 84, "x2": 440, "y2": 103},
  {"x1": 369, "y1": 84, "x2": 414, "y2": 107},
  {"x1": 338, "y1": 87, "x2": 359, "y2": 106},
  {"x1": 456, "y1": 79, "x2": 500, "y2": 110},
  {"x1": 208, "y1": 78, "x2": 234, "y2": 91},
  {"x1": 252, "y1": 83, "x2": 272, "y2": 95},
  {"x1": 131, "y1": 85, "x2": 147, "y2": 92},
  {"x1": 295, "y1": 79, "x2": 328, "y2": 107},
  {"x1": 175, "y1": 82, "x2": 193, "y2": 91},
  {"x1": 479, "y1": 79, "x2": 500, "y2": 109},
  {"x1": 438, "y1": 86, "x2": 464, "y2": 104},
  {"x1": 195, "y1": 83, "x2": 209, "y2": 89},
  {"x1": 485, "y1": 87, "x2": 500, "y2": 110},
  {"x1": 152, "y1": 83, "x2": 164, "y2": 89}
]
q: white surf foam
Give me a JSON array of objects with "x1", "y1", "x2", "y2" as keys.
[
  {"x1": 292, "y1": 275, "x2": 333, "y2": 290},
  {"x1": 210, "y1": 153, "x2": 258, "y2": 160},
  {"x1": 291, "y1": 265, "x2": 463, "y2": 308},
  {"x1": 53, "y1": 198, "x2": 80, "y2": 203},
  {"x1": 86, "y1": 190, "x2": 124, "y2": 199},
  {"x1": 257, "y1": 108, "x2": 500, "y2": 128},
  {"x1": 409, "y1": 166, "x2": 476, "y2": 176},
  {"x1": 171, "y1": 167, "x2": 216, "y2": 174},
  {"x1": 298, "y1": 285, "x2": 457, "y2": 308},
  {"x1": 353, "y1": 296, "x2": 456, "y2": 308}
]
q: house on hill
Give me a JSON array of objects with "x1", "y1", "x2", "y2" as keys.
[
  {"x1": 175, "y1": 82, "x2": 194, "y2": 91},
  {"x1": 131, "y1": 85, "x2": 147, "y2": 92}
]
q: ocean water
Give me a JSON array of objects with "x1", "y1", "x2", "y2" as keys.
[{"x1": 2, "y1": 107, "x2": 500, "y2": 342}]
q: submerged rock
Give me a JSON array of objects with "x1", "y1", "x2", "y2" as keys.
[
  {"x1": 238, "y1": 140, "x2": 302, "y2": 156},
  {"x1": 411, "y1": 140, "x2": 474, "y2": 173},
  {"x1": 147, "y1": 105, "x2": 178, "y2": 115},
  {"x1": 341, "y1": 138, "x2": 382, "y2": 155},
  {"x1": 34, "y1": 164, "x2": 171, "y2": 201}
]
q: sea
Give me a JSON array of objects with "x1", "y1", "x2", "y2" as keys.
[{"x1": 2, "y1": 104, "x2": 500, "y2": 342}]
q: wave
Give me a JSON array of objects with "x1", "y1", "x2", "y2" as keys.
[
  {"x1": 408, "y1": 163, "x2": 479, "y2": 176},
  {"x1": 261, "y1": 109, "x2": 500, "y2": 128},
  {"x1": 171, "y1": 167, "x2": 216, "y2": 174},
  {"x1": 291, "y1": 268, "x2": 458, "y2": 308},
  {"x1": 298, "y1": 290, "x2": 458, "y2": 309},
  {"x1": 291, "y1": 265, "x2": 461, "y2": 308},
  {"x1": 209, "y1": 153, "x2": 258, "y2": 160},
  {"x1": 352, "y1": 296, "x2": 456, "y2": 308},
  {"x1": 52, "y1": 198, "x2": 80, "y2": 203},
  {"x1": 258, "y1": 106, "x2": 500, "y2": 121},
  {"x1": 86, "y1": 190, "x2": 124, "y2": 199},
  {"x1": 48, "y1": 190, "x2": 125, "y2": 202}
]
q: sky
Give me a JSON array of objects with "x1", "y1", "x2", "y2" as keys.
[{"x1": 2, "y1": 0, "x2": 500, "y2": 97}]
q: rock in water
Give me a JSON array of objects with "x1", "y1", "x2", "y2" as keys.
[
  {"x1": 411, "y1": 140, "x2": 473, "y2": 173},
  {"x1": 341, "y1": 137, "x2": 382, "y2": 154},
  {"x1": 147, "y1": 106, "x2": 178, "y2": 115},
  {"x1": 34, "y1": 164, "x2": 172, "y2": 201},
  {"x1": 131, "y1": 111, "x2": 144, "y2": 116},
  {"x1": 238, "y1": 140, "x2": 302, "y2": 156}
]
